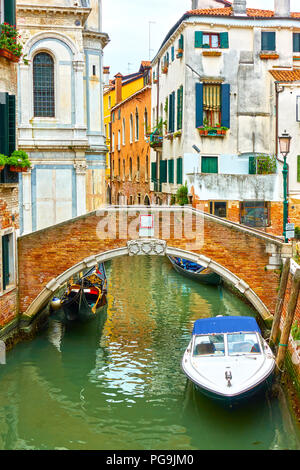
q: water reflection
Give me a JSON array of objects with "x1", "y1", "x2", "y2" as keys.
[{"x1": 0, "y1": 256, "x2": 299, "y2": 450}]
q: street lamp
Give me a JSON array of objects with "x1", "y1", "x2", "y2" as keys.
[{"x1": 278, "y1": 131, "x2": 291, "y2": 243}]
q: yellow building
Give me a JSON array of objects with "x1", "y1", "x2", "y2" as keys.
[{"x1": 103, "y1": 62, "x2": 151, "y2": 199}]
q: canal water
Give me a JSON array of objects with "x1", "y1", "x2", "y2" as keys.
[{"x1": 0, "y1": 256, "x2": 299, "y2": 450}]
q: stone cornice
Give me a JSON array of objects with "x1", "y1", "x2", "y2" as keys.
[
  {"x1": 16, "y1": 4, "x2": 91, "y2": 21},
  {"x1": 83, "y1": 29, "x2": 110, "y2": 48}
]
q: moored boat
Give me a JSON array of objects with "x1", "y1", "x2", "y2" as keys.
[
  {"x1": 182, "y1": 316, "x2": 275, "y2": 404},
  {"x1": 60, "y1": 263, "x2": 107, "y2": 322},
  {"x1": 167, "y1": 256, "x2": 221, "y2": 286}
]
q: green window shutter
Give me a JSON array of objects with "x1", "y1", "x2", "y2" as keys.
[
  {"x1": 8, "y1": 95, "x2": 16, "y2": 156},
  {"x1": 201, "y1": 157, "x2": 218, "y2": 174},
  {"x1": 219, "y1": 32, "x2": 229, "y2": 49},
  {"x1": 168, "y1": 92, "x2": 175, "y2": 133},
  {"x1": 249, "y1": 156, "x2": 257, "y2": 175},
  {"x1": 177, "y1": 158, "x2": 183, "y2": 184},
  {"x1": 2, "y1": 235, "x2": 10, "y2": 291},
  {"x1": 151, "y1": 162, "x2": 157, "y2": 182},
  {"x1": 297, "y1": 156, "x2": 300, "y2": 182},
  {"x1": 160, "y1": 160, "x2": 167, "y2": 183},
  {"x1": 195, "y1": 83, "x2": 203, "y2": 128},
  {"x1": 195, "y1": 31, "x2": 203, "y2": 48},
  {"x1": 221, "y1": 84, "x2": 230, "y2": 129},
  {"x1": 293, "y1": 33, "x2": 300, "y2": 53},
  {"x1": 168, "y1": 159, "x2": 174, "y2": 184},
  {"x1": 261, "y1": 31, "x2": 276, "y2": 51},
  {"x1": 171, "y1": 46, "x2": 175, "y2": 61},
  {"x1": 179, "y1": 34, "x2": 184, "y2": 50},
  {"x1": 4, "y1": 0, "x2": 16, "y2": 25},
  {"x1": 177, "y1": 86, "x2": 183, "y2": 130},
  {"x1": 0, "y1": 93, "x2": 9, "y2": 156}
]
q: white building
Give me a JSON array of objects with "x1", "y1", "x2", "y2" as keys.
[
  {"x1": 150, "y1": 0, "x2": 300, "y2": 233},
  {"x1": 16, "y1": 0, "x2": 109, "y2": 233}
]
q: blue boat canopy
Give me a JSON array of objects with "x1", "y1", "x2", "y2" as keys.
[{"x1": 192, "y1": 316, "x2": 261, "y2": 335}]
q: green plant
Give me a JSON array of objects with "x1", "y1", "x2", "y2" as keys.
[
  {"x1": 8, "y1": 150, "x2": 31, "y2": 168},
  {"x1": 0, "y1": 23, "x2": 23, "y2": 58},
  {"x1": 176, "y1": 184, "x2": 189, "y2": 206},
  {"x1": 0, "y1": 154, "x2": 8, "y2": 167},
  {"x1": 170, "y1": 194, "x2": 176, "y2": 205},
  {"x1": 291, "y1": 322, "x2": 300, "y2": 341},
  {"x1": 295, "y1": 226, "x2": 300, "y2": 240},
  {"x1": 256, "y1": 154, "x2": 277, "y2": 175}
]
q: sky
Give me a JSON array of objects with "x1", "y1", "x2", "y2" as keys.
[{"x1": 102, "y1": 0, "x2": 300, "y2": 77}]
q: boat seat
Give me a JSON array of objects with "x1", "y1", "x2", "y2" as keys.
[{"x1": 196, "y1": 343, "x2": 215, "y2": 355}]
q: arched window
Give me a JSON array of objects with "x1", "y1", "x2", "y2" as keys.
[
  {"x1": 137, "y1": 156, "x2": 140, "y2": 181},
  {"x1": 135, "y1": 108, "x2": 139, "y2": 141},
  {"x1": 130, "y1": 114, "x2": 133, "y2": 143},
  {"x1": 33, "y1": 52, "x2": 55, "y2": 117},
  {"x1": 144, "y1": 107, "x2": 148, "y2": 136},
  {"x1": 129, "y1": 157, "x2": 132, "y2": 180},
  {"x1": 123, "y1": 159, "x2": 125, "y2": 181},
  {"x1": 145, "y1": 155, "x2": 149, "y2": 181}
]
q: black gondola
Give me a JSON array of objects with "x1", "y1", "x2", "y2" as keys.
[
  {"x1": 167, "y1": 256, "x2": 221, "y2": 286},
  {"x1": 60, "y1": 263, "x2": 107, "y2": 322}
]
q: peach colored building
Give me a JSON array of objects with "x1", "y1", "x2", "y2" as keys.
[{"x1": 109, "y1": 62, "x2": 153, "y2": 205}]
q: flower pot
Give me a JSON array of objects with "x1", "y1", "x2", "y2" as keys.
[
  {"x1": 217, "y1": 129, "x2": 222, "y2": 135},
  {"x1": 0, "y1": 48, "x2": 20, "y2": 63},
  {"x1": 21, "y1": 167, "x2": 28, "y2": 173},
  {"x1": 10, "y1": 166, "x2": 23, "y2": 172},
  {"x1": 0, "y1": 165, "x2": 4, "y2": 171}
]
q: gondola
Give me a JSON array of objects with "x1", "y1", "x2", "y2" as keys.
[
  {"x1": 181, "y1": 316, "x2": 275, "y2": 404},
  {"x1": 167, "y1": 256, "x2": 221, "y2": 286},
  {"x1": 59, "y1": 263, "x2": 107, "y2": 322}
]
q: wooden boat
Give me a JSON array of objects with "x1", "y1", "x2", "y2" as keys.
[
  {"x1": 167, "y1": 256, "x2": 221, "y2": 286},
  {"x1": 182, "y1": 316, "x2": 275, "y2": 404},
  {"x1": 60, "y1": 263, "x2": 107, "y2": 322}
]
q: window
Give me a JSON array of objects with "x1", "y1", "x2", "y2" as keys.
[
  {"x1": 195, "y1": 82, "x2": 230, "y2": 129},
  {"x1": 293, "y1": 33, "x2": 300, "y2": 53},
  {"x1": 145, "y1": 155, "x2": 149, "y2": 181},
  {"x1": 195, "y1": 31, "x2": 229, "y2": 49},
  {"x1": 160, "y1": 160, "x2": 167, "y2": 183},
  {"x1": 261, "y1": 31, "x2": 276, "y2": 51},
  {"x1": 201, "y1": 156, "x2": 218, "y2": 173},
  {"x1": 137, "y1": 156, "x2": 140, "y2": 180},
  {"x1": 228, "y1": 333, "x2": 261, "y2": 355},
  {"x1": 0, "y1": 0, "x2": 4, "y2": 23},
  {"x1": 118, "y1": 108, "x2": 121, "y2": 120},
  {"x1": 168, "y1": 92, "x2": 175, "y2": 133},
  {"x1": 0, "y1": 93, "x2": 16, "y2": 157},
  {"x1": 129, "y1": 157, "x2": 132, "y2": 180},
  {"x1": 130, "y1": 114, "x2": 133, "y2": 143},
  {"x1": 122, "y1": 118, "x2": 125, "y2": 145},
  {"x1": 210, "y1": 201, "x2": 227, "y2": 218},
  {"x1": 144, "y1": 107, "x2": 148, "y2": 137},
  {"x1": 123, "y1": 159, "x2": 125, "y2": 181},
  {"x1": 193, "y1": 334, "x2": 225, "y2": 357},
  {"x1": 2, "y1": 233, "x2": 15, "y2": 291},
  {"x1": 33, "y1": 53, "x2": 55, "y2": 117},
  {"x1": 168, "y1": 159, "x2": 174, "y2": 184},
  {"x1": 177, "y1": 158, "x2": 183, "y2": 184},
  {"x1": 111, "y1": 132, "x2": 114, "y2": 151},
  {"x1": 92, "y1": 65, "x2": 96, "y2": 76},
  {"x1": 117, "y1": 130, "x2": 120, "y2": 151},
  {"x1": 108, "y1": 96, "x2": 111, "y2": 109},
  {"x1": 135, "y1": 108, "x2": 139, "y2": 140},
  {"x1": 3, "y1": 0, "x2": 15, "y2": 25},
  {"x1": 118, "y1": 158, "x2": 120, "y2": 176},
  {"x1": 240, "y1": 201, "x2": 270, "y2": 228},
  {"x1": 112, "y1": 111, "x2": 115, "y2": 122},
  {"x1": 171, "y1": 46, "x2": 175, "y2": 61}
]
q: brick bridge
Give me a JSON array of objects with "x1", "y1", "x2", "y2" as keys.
[{"x1": 18, "y1": 206, "x2": 292, "y2": 327}]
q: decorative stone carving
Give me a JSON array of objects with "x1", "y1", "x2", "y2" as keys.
[
  {"x1": 74, "y1": 161, "x2": 87, "y2": 175},
  {"x1": 127, "y1": 239, "x2": 166, "y2": 256}
]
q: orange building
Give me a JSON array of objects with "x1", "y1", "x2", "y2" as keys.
[{"x1": 108, "y1": 62, "x2": 153, "y2": 205}]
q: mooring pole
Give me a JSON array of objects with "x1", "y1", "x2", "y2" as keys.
[
  {"x1": 276, "y1": 270, "x2": 300, "y2": 373},
  {"x1": 270, "y1": 257, "x2": 291, "y2": 347}
]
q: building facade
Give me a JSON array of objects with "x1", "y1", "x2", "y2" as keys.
[
  {"x1": 0, "y1": 0, "x2": 19, "y2": 329},
  {"x1": 104, "y1": 62, "x2": 152, "y2": 205},
  {"x1": 150, "y1": 0, "x2": 300, "y2": 234},
  {"x1": 16, "y1": 0, "x2": 109, "y2": 233}
]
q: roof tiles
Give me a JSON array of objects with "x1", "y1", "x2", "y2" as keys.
[
  {"x1": 187, "y1": 8, "x2": 299, "y2": 18},
  {"x1": 269, "y1": 69, "x2": 300, "y2": 82}
]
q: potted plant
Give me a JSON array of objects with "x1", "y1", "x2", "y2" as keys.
[
  {"x1": 220, "y1": 126, "x2": 228, "y2": 135},
  {"x1": 0, "y1": 154, "x2": 8, "y2": 170},
  {"x1": 291, "y1": 321, "x2": 300, "y2": 347},
  {"x1": 8, "y1": 149, "x2": 31, "y2": 172},
  {"x1": 176, "y1": 184, "x2": 189, "y2": 206},
  {"x1": 176, "y1": 48, "x2": 183, "y2": 58},
  {"x1": 295, "y1": 226, "x2": 300, "y2": 240},
  {"x1": 0, "y1": 23, "x2": 23, "y2": 62}
]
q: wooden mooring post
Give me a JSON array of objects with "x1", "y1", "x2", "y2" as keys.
[
  {"x1": 276, "y1": 269, "x2": 300, "y2": 374},
  {"x1": 270, "y1": 258, "x2": 291, "y2": 347}
]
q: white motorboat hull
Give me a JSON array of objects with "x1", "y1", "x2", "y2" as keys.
[{"x1": 182, "y1": 339, "x2": 275, "y2": 404}]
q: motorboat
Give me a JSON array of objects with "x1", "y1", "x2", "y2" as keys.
[{"x1": 181, "y1": 316, "x2": 275, "y2": 403}]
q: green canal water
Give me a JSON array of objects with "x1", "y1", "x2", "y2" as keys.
[{"x1": 0, "y1": 256, "x2": 299, "y2": 450}]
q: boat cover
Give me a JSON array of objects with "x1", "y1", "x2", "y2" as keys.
[{"x1": 192, "y1": 316, "x2": 261, "y2": 335}]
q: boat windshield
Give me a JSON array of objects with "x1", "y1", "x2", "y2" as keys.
[
  {"x1": 227, "y1": 333, "x2": 261, "y2": 355},
  {"x1": 193, "y1": 334, "x2": 225, "y2": 357}
]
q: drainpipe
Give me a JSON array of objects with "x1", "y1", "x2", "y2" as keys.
[{"x1": 275, "y1": 81, "x2": 289, "y2": 198}]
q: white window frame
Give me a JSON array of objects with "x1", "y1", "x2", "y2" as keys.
[
  {"x1": 1, "y1": 229, "x2": 17, "y2": 294},
  {"x1": 0, "y1": 0, "x2": 4, "y2": 23}
]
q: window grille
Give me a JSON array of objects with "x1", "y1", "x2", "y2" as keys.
[{"x1": 33, "y1": 53, "x2": 55, "y2": 117}]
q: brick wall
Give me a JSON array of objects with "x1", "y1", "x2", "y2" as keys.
[
  {"x1": 18, "y1": 208, "x2": 281, "y2": 316},
  {"x1": 0, "y1": 185, "x2": 19, "y2": 328},
  {"x1": 280, "y1": 264, "x2": 300, "y2": 388}
]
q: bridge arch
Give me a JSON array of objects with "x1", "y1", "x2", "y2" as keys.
[{"x1": 21, "y1": 239, "x2": 272, "y2": 327}]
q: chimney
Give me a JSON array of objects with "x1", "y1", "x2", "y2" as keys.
[
  {"x1": 114, "y1": 73, "x2": 123, "y2": 104},
  {"x1": 274, "y1": 0, "x2": 290, "y2": 17},
  {"x1": 232, "y1": 0, "x2": 247, "y2": 16},
  {"x1": 103, "y1": 66, "x2": 110, "y2": 87}
]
